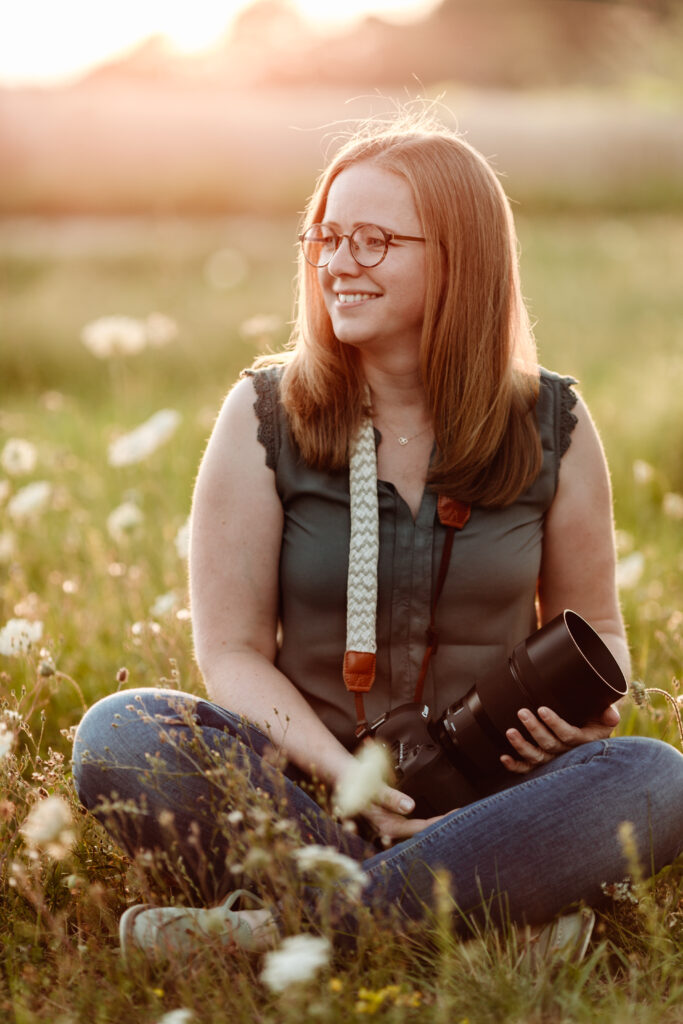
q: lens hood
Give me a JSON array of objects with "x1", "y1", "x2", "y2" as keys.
[{"x1": 442, "y1": 610, "x2": 628, "y2": 774}]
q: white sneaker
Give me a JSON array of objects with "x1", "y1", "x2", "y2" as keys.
[
  {"x1": 119, "y1": 889, "x2": 278, "y2": 962},
  {"x1": 522, "y1": 907, "x2": 596, "y2": 968}
]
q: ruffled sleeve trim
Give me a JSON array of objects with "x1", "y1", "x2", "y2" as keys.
[
  {"x1": 240, "y1": 366, "x2": 282, "y2": 471},
  {"x1": 558, "y1": 375, "x2": 579, "y2": 458}
]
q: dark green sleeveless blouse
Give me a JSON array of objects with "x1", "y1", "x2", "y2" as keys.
[{"x1": 246, "y1": 366, "x2": 578, "y2": 755}]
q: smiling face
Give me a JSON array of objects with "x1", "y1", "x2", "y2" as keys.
[{"x1": 317, "y1": 160, "x2": 427, "y2": 363}]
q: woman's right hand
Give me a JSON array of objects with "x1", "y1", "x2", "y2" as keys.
[{"x1": 362, "y1": 784, "x2": 447, "y2": 842}]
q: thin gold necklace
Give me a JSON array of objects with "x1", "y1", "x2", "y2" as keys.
[{"x1": 375, "y1": 418, "x2": 432, "y2": 446}]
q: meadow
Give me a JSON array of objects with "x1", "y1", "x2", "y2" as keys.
[{"x1": 0, "y1": 211, "x2": 682, "y2": 1023}]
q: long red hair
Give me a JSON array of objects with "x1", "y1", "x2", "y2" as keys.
[{"x1": 262, "y1": 115, "x2": 541, "y2": 507}]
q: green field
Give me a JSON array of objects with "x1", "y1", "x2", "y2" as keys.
[{"x1": 0, "y1": 214, "x2": 682, "y2": 1022}]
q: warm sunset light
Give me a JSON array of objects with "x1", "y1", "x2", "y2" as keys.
[{"x1": 0, "y1": 0, "x2": 440, "y2": 86}]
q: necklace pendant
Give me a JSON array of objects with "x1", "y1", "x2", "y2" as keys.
[{"x1": 398, "y1": 436, "x2": 409, "y2": 446}]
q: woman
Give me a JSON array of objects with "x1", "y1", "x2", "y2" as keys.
[{"x1": 72, "y1": 114, "x2": 683, "y2": 961}]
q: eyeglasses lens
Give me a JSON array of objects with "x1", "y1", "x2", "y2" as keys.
[{"x1": 301, "y1": 225, "x2": 387, "y2": 268}]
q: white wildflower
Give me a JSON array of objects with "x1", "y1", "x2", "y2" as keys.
[
  {"x1": 334, "y1": 740, "x2": 391, "y2": 818},
  {"x1": 616, "y1": 551, "x2": 645, "y2": 590},
  {"x1": 294, "y1": 845, "x2": 368, "y2": 899},
  {"x1": 21, "y1": 795, "x2": 75, "y2": 859},
  {"x1": 157, "y1": 1010, "x2": 194, "y2": 1024},
  {"x1": 150, "y1": 591, "x2": 178, "y2": 617},
  {"x1": 261, "y1": 934, "x2": 331, "y2": 993},
  {"x1": 108, "y1": 409, "x2": 181, "y2": 467},
  {"x1": 81, "y1": 315, "x2": 147, "y2": 358},
  {"x1": 239, "y1": 314, "x2": 283, "y2": 344},
  {"x1": 0, "y1": 618, "x2": 44, "y2": 657},
  {"x1": 41, "y1": 390, "x2": 65, "y2": 412},
  {"x1": 204, "y1": 247, "x2": 248, "y2": 290},
  {"x1": 106, "y1": 501, "x2": 144, "y2": 543},
  {"x1": 1, "y1": 438, "x2": 37, "y2": 476},
  {"x1": 663, "y1": 492, "x2": 683, "y2": 520},
  {"x1": 0, "y1": 530, "x2": 15, "y2": 563},
  {"x1": 145, "y1": 312, "x2": 178, "y2": 348},
  {"x1": 614, "y1": 529, "x2": 633, "y2": 555},
  {"x1": 7, "y1": 480, "x2": 52, "y2": 521},
  {"x1": 632, "y1": 459, "x2": 655, "y2": 485},
  {"x1": 600, "y1": 878, "x2": 639, "y2": 905},
  {"x1": 0, "y1": 723, "x2": 15, "y2": 758},
  {"x1": 174, "y1": 517, "x2": 190, "y2": 559}
]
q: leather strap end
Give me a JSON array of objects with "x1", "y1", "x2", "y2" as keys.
[
  {"x1": 343, "y1": 650, "x2": 376, "y2": 693},
  {"x1": 437, "y1": 495, "x2": 471, "y2": 530}
]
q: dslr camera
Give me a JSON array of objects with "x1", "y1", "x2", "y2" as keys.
[{"x1": 359, "y1": 611, "x2": 627, "y2": 817}]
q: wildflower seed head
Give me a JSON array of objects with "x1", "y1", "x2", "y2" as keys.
[
  {"x1": 1, "y1": 438, "x2": 38, "y2": 476},
  {"x1": 662, "y1": 492, "x2": 683, "y2": 520},
  {"x1": 7, "y1": 481, "x2": 52, "y2": 522},
  {"x1": 334, "y1": 740, "x2": 391, "y2": 818},
  {"x1": 108, "y1": 409, "x2": 181, "y2": 467},
  {"x1": 0, "y1": 618, "x2": 44, "y2": 657},
  {"x1": 21, "y1": 794, "x2": 75, "y2": 859},
  {"x1": 81, "y1": 315, "x2": 147, "y2": 358},
  {"x1": 107, "y1": 501, "x2": 144, "y2": 544},
  {"x1": 260, "y1": 934, "x2": 331, "y2": 993},
  {"x1": 38, "y1": 654, "x2": 56, "y2": 677},
  {"x1": 0, "y1": 723, "x2": 15, "y2": 758},
  {"x1": 294, "y1": 845, "x2": 368, "y2": 898},
  {"x1": 629, "y1": 679, "x2": 648, "y2": 706}
]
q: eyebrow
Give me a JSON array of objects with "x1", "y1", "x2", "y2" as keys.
[{"x1": 321, "y1": 220, "x2": 403, "y2": 234}]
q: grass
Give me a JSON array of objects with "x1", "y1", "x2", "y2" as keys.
[{"x1": 0, "y1": 212, "x2": 682, "y2": 1023}]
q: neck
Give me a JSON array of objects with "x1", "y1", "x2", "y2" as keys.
[{"x1": 361, "y1": 357, "x2": 426, "y2": 415}]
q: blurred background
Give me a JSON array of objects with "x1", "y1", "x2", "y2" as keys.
[
  {"x1": 1, "y1": 0, "x2": 682, "y2": 214},
  {"x1": 0, "y1": 0, "x2": 682, "y2": 726}
]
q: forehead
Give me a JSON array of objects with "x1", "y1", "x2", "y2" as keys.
[{"x1": 323, "y1": 160, "x2": 419, "y2": 228}]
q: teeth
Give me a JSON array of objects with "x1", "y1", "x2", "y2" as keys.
[{"x1": 337, "y1": 293, "x2": 378, "y2": 304}]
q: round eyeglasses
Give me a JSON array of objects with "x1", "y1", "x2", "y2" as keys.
[{"x1": 299, "y1": 223, "x2": 426, "y2": 269}]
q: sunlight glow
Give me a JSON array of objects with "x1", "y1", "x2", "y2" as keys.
[{"x1": 0, "y1": 0, "x2": 441, "y2": 86}]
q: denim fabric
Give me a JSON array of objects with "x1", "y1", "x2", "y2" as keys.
[{"x1": 72, "y1": 688, "x2": 683, "y2": 927}]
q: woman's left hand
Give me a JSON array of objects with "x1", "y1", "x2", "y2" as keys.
[{"x1": 500, "y1": 703, "x2": 620, "y2": 774}]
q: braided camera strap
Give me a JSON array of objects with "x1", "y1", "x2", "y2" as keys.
[
  {"x1": 343, "y1": 409, "x2": 471, "y2": 734},
  {"x1": 343, "y1": 410, "x2": 379, "y2": 729}
]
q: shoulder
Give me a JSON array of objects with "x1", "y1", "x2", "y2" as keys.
[{"x1": 200, "y1": 372, "x2": 275, "y2": 480}]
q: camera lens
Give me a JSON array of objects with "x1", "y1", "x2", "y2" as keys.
[{"x1": 439, "y1": 610, "x2": 628, "y2": 779}]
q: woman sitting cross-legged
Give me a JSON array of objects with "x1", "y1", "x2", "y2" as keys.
[{"x1": 72, "y1": 111, "x2": 683, "y2": 964}]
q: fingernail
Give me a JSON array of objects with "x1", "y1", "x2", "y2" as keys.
[
  {"x1": 399, "y1": 797, "x2": 414, "y2": 813},
  {"x1": 538, "y1": 706, "x2": 550, "y2": 717}
]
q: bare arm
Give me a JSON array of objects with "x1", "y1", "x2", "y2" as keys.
[
  {"x1": 189, "y1": 376, "x2": 351, "y2": 785},
  {"x1": 537, "y1": 393, "x2": 629, "y2": 677},
  {"x1": 502, "y1": 393, "x2": 629, "y2": 772},
  {"x1": 189, "y1": 376, "x2": 430, "y2": 836}
]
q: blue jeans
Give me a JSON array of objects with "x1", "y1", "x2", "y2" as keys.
[{"x1": 72, "y1": 688, "x2": 683, "y2": 928}]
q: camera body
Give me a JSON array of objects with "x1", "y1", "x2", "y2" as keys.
[{"x1": 360, "y1": 611, "x2": 628, "y2": 817}]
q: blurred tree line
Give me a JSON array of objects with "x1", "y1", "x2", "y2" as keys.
[{"x1": 87, "y1": 0, "x2": 682, "y2": 93}]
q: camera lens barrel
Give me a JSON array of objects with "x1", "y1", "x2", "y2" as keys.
[{"x1": 441, "y1": 610, "x2": 628, "y2": 773}]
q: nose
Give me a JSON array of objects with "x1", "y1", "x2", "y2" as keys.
[{"x1": 325, "y1": 234, "x2": 360, "y2": 277}]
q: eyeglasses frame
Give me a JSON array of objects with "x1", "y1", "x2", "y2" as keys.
[{"x1": 299, "y1": 222, "x2": 426, "y2": 269}]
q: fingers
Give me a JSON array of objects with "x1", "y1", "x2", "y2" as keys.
[
  {"x1": 376, "y1": 785, "x2": 415, "y2": 817},
  {"x1": 364, "y1": 805, "x2": 447, "y2": 841},
  {"x1": 501, "y1": 702, "x2": 621, "y2": 774},
  {"x1": 509, "y1": 708, "x2": 573, "y2": 755},
  {"x1": 600, "y1": 704, "x2": 621, "y2": 727}
]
